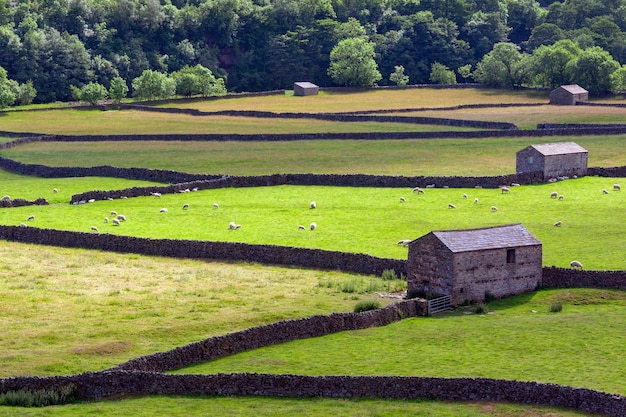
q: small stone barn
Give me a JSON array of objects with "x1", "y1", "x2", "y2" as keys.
[
  {"x1": 407, "y1": 224, "x2": 542, "y2": 305},
  {"x1": 516, "y1": 141, "x2": 588, "y2": 181},
  {"x1": 293, "y1": 82, "x2": 319, "y2": 96},
  {"x1": 549, "y1": 84, "x2": 588, "y2": 105}
]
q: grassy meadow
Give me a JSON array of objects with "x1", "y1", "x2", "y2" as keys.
[{"x1": 0, "y1": 88, "x2": 624, "y2": 416}]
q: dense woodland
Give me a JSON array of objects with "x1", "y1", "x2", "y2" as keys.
[{"x1": 2, "y1": 0, "x2": 626, "y2": 104}]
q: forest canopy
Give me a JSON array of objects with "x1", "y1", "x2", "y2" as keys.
[{"x1": 1, "y1": 0, "x2": 626, "y2": 104}]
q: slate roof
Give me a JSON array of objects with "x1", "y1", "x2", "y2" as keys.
[
  {"x1": 527, "y1": 141, "x2": 588, "y2": 156},
  {"x1": 557, "y1": 84, "x2": 588, "y2": 95},
  {"x1": 294, "y1": 82, "x2": 319, "y2": 89},
  {"x1": 428, "y1": 224, "x2": 541, "y2": 253}
]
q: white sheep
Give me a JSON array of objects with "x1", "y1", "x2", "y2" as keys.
[
  {"x1": 298, "y1": 225, "x2": 306, "y2": 230},
  {"x1": 397, "y1": 239, "x2": 411, "y2": 246},
  {"x1": 550, "y1": 192, "x2": 558, "y2": 199},
  {"x1": 112, "y1": 218, "x2": 120, "y2": 226},
  {"x1": 120, "y1": 196, "x2": 127, "y2": 199},
  {"x1": 448, "y1": 203, "x2": 456, "y2": 209},
  {"x1": 614, "y1": 184, "x2": 621, "y2": 191},
  {"x1": 104, "y1": 217, "x2": 109, "y2": 223},
  {"x1": 501, "y1": 186, "x2": 510, "y2": 194},
  {"x1": 310, "y1": 201, "x2": 316, "y2": 209},
  {"x1": 213, "y1": 203, "x2": 219, "y2": 209},
  {"x1": 53, "y1": 188, "x2": 58, "y2": 193},
  {"x1": 229, "y1": 221, "x2": 241, "y2": 230},
  {"x1": 553, "y1": 221, "x2": 562, "y2": 227},
  {"x1": 310, "y1": 222, "x2": 316, "y2": 230},
  {"x1": 570, "y1": 260, "x2": 583, "y2": 269},
  {"x1": 151, "y1": 192, "x2": 161, "y2": 198},
  {"x1": 110, "y1": 210, "x2": 117, "y2": 216},
  {"x1": 192, "y1": 187, "x2": 198, "y2": 192},
  {"x1": 19, "y1": 223, "x2": 26, "y2": 227},
  {"x1": 160, "y1": 208, "x2": 168, "y2": 213},
  {"x1": 117, "y1": 214, "x2": 126, "y2": 221},
  {"x1": 602, "y1": 189, "x2": 609, "y2": 194},
  {"x1": 27, "y1": 215, "x2": 35, "y2": 221},
  {"x1": 511, "y1": 183, "x2": 520, "y2": 187},
  {"x1": 91, "y1": 226, "x2": 99, "y2": 233},
  {"x1": 182, "y1": 204, "x2": 189, "y2": 210},
  {"x1": 558, "y1": 195, "x2": 564, "y2": 200},
  {"x1": 426, "y1": 184, "x2": 435, "y2": 188},
  {"x1": 474, "y1": 198, "x2": 479, "y2": 204},
  {"x1": 88, "y1": 199, "x2": 95, "y2": 203},
  {"x1": 413, "y1": 187, "x2": 424, "y2": 194},
  {"x1": 400, "y1": 197, "x2": 406, "y2": 203},
  {"x1": 491, "y1": 206, "x2": 498, "y2": 212},
  {"x1": 462, "y1": 193, "x2": 468, "y2": 199}
]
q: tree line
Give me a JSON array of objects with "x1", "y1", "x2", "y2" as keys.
[{"x1": 2, "y1": 0, "x2": 626, "y2": 106}]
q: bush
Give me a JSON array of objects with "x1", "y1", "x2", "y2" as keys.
[
  {"x1": 474, "y1": 304, "x2": 488, "y2": 314},
  {"x1": 0, "y1": 385, "x2": 77, "y2": 407},
  {"x1": 381, "y1": 269, "x2": 398, "y2": 281},
  {"x1": 354, "y1": 300, "x2": 381, "y2": 313},
  {"x1": 549, "y1": 302, "x2": 563, "y2": 313}
]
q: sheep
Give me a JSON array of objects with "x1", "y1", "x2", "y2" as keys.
[
  {"x1": 570, "y1": 260, "x2": 583, "y2": 269},
  {"x1": 511, "y1": 183, "x2": 520, "y2": 187},
  {"x1": 53, "y1": 188, "x2": 58, "y2": 193},
  {"x1": 547, "y1": 178, "x2": 557, "y2": 183},
  {"x1": 550, "y1": 192, "x2": 558, "y2": 199},
  {"x1": 192, "y1": 187, "x2": 198, "y2": 192},
  {"x1": 426, "y1": 184, "x2": 435, "y2": 188},
  {"x1": 110, "y1": 211, "x2": 118, "y2": 216},
  {"x1": 448, "y1": 203, "x2": 456, "y2": 209},
  {"x1": 117, "y1": 214, "x2": 126, "y2": 221},
  {"x1": 159, "y1": 208, "x2": 168, "y2": 213},
  {"x1": 553, "y1": 221, "x2": 562, "y2": 227},
  {"x1": 229, "y1": 221, "x2": 241, "y2": 230},
  {"x1": 120, "y1": 196, "x2": 127, "y2": 199},
  {"x1": 182, "y1": 204, "x2": 189, "y2": 210},
  {"x1": 462, "y1": 193, "x2": 468, "y2": 199},
  {"x1": 491, "y1": 206, "x2": 498, "y2": 212},
  {"x1": 602, "y1": 189, "x2": 609, "y2": 194},
  {"x1": 397, "y1": 239, "x2": 411, "y2": 246},
  {"x1": 310, "y1": 222, "x2": 317, "y2": 230},
  {"x1": 310, "y1": 201, "x2": 316, "y2": 209},
  {"x1": 104, "y1": 217, "x2": 109, "y2": 223},
  {"x1": 412, "y1": 187, "x2": 424, "y2": 194},
  {"x1": 107, "y1": 197, "x2": 114, "y2": 201},
  {"x1": 88, "y1": 199, "x2": 95, "y2": 203},
  {"x1": 19, "y1": 223, "x2": 27, "y2": 227},
  {"x1": 213, "y1": 203, "x2": 219, "y2": 209},
  {"x1": 400, "y1": 197, "x2": 406, "y2": 203},
  {"x1": 558, "y1": 195, "x2": 564, "y2": 200},
  {"x1": 614, "y1": 184, "x2": 621, "y2": 191},
  {"x1": 91, "y1": 226, "x2": 99, "y2": 233},
  {"x1": 1, "y1": 195, "x2": 10, "y2": 201},
  {"x1": 27, "y1": 215, "x2": 35, "y2": 221},
  {"x1": 474, "y1": 198, "x2": 479, "y2": 204},
  {"x1": 501, "y1": 186, "x2": 510, "y2": 194},
  {"x1": 151, "y1": 192, "x2": 161, "y2": 198},
  {"x1": 298, "y1": 225, "x2": 306, "y2": 230},
  {"x1": 112, "y1": 218, "x2": 120, "y2": 226}
]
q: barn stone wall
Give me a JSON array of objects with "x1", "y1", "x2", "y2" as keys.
[
  {"x1": 406, "y1": 234, "x2": 452, "y2": 299},
  {"x1": 542, "y1": 152, "x2": 588, "y2": 180}
]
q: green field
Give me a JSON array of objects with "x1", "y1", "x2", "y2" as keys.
[{"x1": 0, "y1": 89, "x2": 624, "y2": 417}]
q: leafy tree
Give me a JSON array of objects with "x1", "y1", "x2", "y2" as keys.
[
  {"x1": 429, "y1": 62, "x2": 457, "y2": 84},
  {"x1": 389, "y1": 65, "x2": 409, "y2": 86},
  {"x1": 11, "y1": 79, "x2": 37, "y2": 106},
  {"x1": 78, "y1": 82, "x2": 108, "y2": 105},
  {"x1": 0, "y1": 66, "x2": 15, "y2": 109},
  {"x1": 171, "y1": 64, "x2": 227, "y2": 97},
  {"x1": 527, "y1": 23, "x2": 564, "y2": 50},
  {"x1": 132, "y1": 69, "x2": 173, "y2": 101},
  {"x1": 610, "y1": 65, "x2": 626, "y2": 93},
  {"x1": 109, "y1": 76, "x2": 129, "y2": 104},
  {"x1": 457, "y1": 63, "x2": 472, "y2": 82},
  {"x1": 506, "y1": 0, "x2": 545, "y2": 44},
  {"x1": 473, "y1": 42, "x2": 524, "y2": 87},
  {"x1": 528, "y1": 39, "x2": 581, "y2": 88},
  {"x1": 565, "y1": 46, "x2": 619, "y2": 96},
  {"x1": 328, "y1": 37, "x2": 381, "y2": 87}
]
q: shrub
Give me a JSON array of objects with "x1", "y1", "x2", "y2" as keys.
[
  {"x1": 474, "y1": 304, "x2": 488, "y2": 314},
  {"x1": 0, "y1": 385, "x2": 77, "y2": 407},
  {"x1": 549, "y1": 302, "x2": 563, "y2": 313},
  {"x1": 381, "y1": 269, "x2": 398, "y2": 281},
  {"x1": 354, "y1": 300, "x2": 381, "y2": 313}
]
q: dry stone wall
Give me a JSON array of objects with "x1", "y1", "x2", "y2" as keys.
[{"x1": 541, "y1": 267, "x2": 626, "y2": 290}]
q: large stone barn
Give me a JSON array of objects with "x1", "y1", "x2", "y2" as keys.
[
  {"x1": 516, "y1": 141, "x2": 588, "y2": 181},
  {"x1": 407, "y1": 224, "x2": 542, "y2": 305},
  {"x1": 549, "y1": 84, "x2": 588, "y2": 105},
  {"x1": 293, "y1": 82, "x2": 319, "y2": 96}
]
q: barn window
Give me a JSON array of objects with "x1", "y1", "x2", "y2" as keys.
[
  {"x1": 527, "y1": 156, "x2": 534, "y2": 164},
  {"x1": 507, "y1": 249, "x2": 516, "y2": 264}
]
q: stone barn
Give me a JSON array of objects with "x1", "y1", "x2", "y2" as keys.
[
  {"x1": 293, "y1": 82, "x2": 319, "y2": 96},
  {"x1": 407, "y1": 224, "x2": 542, "y2": 305},
  {"x1": 516, "y1": 141, "x2": 588, "y2": 181},
  {"x1": 549, "y1": 84, "x2": 588, "y2": 105}
]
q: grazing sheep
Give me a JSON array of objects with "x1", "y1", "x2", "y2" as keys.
[
  {"x1": 112, "y1": 218, "x2": 120, "y2": 226},
  {"x1": 462, "y1": 193, "x2": 468, "y2": 199},
  {"x1": 553, "y1": 221, "x2": 562, "y2": 227},
  {"x1": 602, "y1": 189, "x2": 609, "y2": 194},
  {"x1": 548, "y1": 178, "x2": 557, "y2": 183},
  {"x1": 151, "y1": 192, "x2": 161, "y2": 198},
  {"x1": 110, "y1": 211, "x2": 118, "y2": 216},
  {"x1": 107, "y1": 197, "x2": 113, "y2": 201},
  {"x1": 310, "y1": 201, "x2": 316, "y2": 209},
  {"x1": 120, "y1": 196, "x2": 127, "y2": 199},
  {"x1": 491, "y1": 206, "x2": 498, "y2": 212},
  {"x1": 53, "y1": 188, "x2": 58, "y2": 193},
  {"x1": 397, "y1": 239, "x2": 411, "y2": 246},
  {"x1": 213, "y1": 203, "x2": 219, "y2": 209},
  {"x1": 88, "y1": 199, "x2": 95, "y2": 203},
  {"x1": 474, "y1": 198, "x2": 479, "y2": 204},
  {"x1": 558, "y1": 195, "x2": 564, "y2": 200},
  {"x1": 448, "y1": 203, "x2": 456, "y2": 209},
  {"x1": 117, "y1": 214, "x2": 126, "y2": 221},
  {"x1": 550, "y1": 192, "x2": 558, "y2": 199},
  {"x1": 182, "y1": 204, "x2": 189, "y2": 210},
  {"x1": 91, "y1": 226, "x2": 98, "y2": 233},
  {"x1": 426, "y1": 184, "x2": 435, "y2": 188},
  {"x1": 570, "y1": 260, "x2": 583, "y2": 269},
  {"x1": 511, "y1": 183, "x2": 520, "y2": 187},
  {"x1": 192, "y1": 187, "x2": 198, "y2": 192},
  {"x1": 614, "y1": 184, "x2": 621, "y2": 191},
  {"x1": 27, "y1": 215, "x2": 35, "y2": 221},
  {"x1": 104, "y1": 217, "x2": 109, "y2": 223},
  {"x1": 160, "y1": 208, "x2": 168, "y2": 213},
  {"x1": 400, "y1": 197, "x2": 406, "y2": 203},
  {"x1": 298, "y1": 225, "x2": 306, "y2": 230},
  {"x1": 310, "y1": 222, "x2": 317, "y2": 230},
  {"x1": 413, "y1": 187, "x2": 424, "y2": 194},
  {"x1": 501, "y1": 186, "x2": 510, "y2": 194},
  {"x1": 229, "y1": 221, "x2": 241, "y2": 230}
]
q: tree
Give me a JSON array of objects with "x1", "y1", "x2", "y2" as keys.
[
  {"x1": 171, "y1": 64, "x2": 227, "y2": 97},
  {"x1": 328, "y1": 37, "x2": 382, "y2": 87},
  {"x1": 389, "y1": 65, "x2": 409, "y2": 86},
  {"x1": 11, "y1": 80, "x2": 37, "y2": 106},
  {"x1": 528, "y1": 40, "x2": 581, "y2": 88},
  {"x1": 457, "y1": 64, "x2": 472, "y2": 82},
  {"x1": 0, "y1": 66, "x2": 15, "y2": 109},
  {"x1": 430, "y1": 62, "x2": 457, "y2": 84},
  {"x1": 79, "y1": 82, "x2": 108, "y2": 105},
  {"x1": 610, "y1": 65, "x2": 626, "y2": 93},
  {"x1": 132, "y1": 69, "x2": 173, "y2": 101},
  {"x1": 109, "y1": 77, "x2": 129, "y2": 104},
  {"x1": 565, "y1": 46, "x2": 619, "y2": 96},
  {"x1": 473, "y1": 42, "x2": 523, "y2": 87}
]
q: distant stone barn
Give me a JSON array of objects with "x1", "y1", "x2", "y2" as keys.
[
  {"x1": 293, "y1": 82, "x2": 319, "y2": 96},
  {"x1": 516, "y1": 141, "x2": 588, "y2": 181},
  {"x1": 549, "y1": 84, "x2": 588, "y2": 105},
  {"x1": 407, "y1": 224, "x2": 542, "y2": 305}
]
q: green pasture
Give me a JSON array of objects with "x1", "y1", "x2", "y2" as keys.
[
  {"x1": 0, "y1": 178, "x2": 623, "y2": 269},
  {"x1": 2, "y1": 135, "x2": 624, "y2": 176},
  {"x1": 0, "y1": 395, "x2": 596, "y2": 417}
]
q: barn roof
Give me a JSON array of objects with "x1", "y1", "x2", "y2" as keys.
[
  {"x1": 294, "y1": 81, "x2": 319, "y2": 89},
  {"x1": 427, "y1": 224, "x2": 541, "y2": 253},
  {"x1": 556, "y1": 84, "x2": 588, "y2": 95},
  {"x1": 527, "y1": 141, "x2": 588, "y2": 156}
]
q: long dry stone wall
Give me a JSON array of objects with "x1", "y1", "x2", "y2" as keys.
[
  {"x1": 541, "y1": 267, "x2": 626, "y2": 290},
  {"x1": 0, "y1": 372, "x2": 624, "y2": 416}
]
